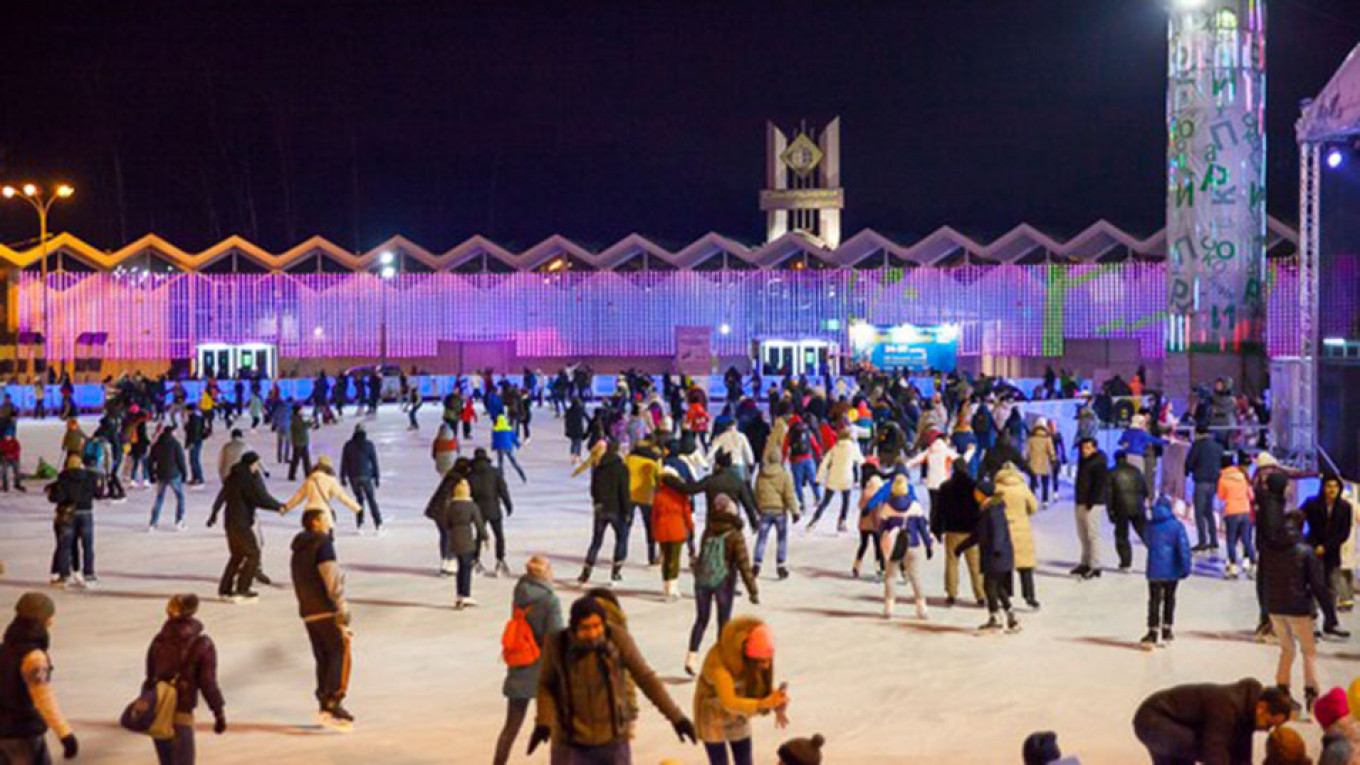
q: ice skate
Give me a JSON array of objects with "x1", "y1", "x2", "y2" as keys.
[
  {"x1": 577, "y1": 565, "x2": 592, "y2": 586},
  {"x1": 1139, "y1": 629, "x2": 1160, "y2": 651},
  {"x1": 1004, "y1": 610, "x2": 1021, "y2": 634},
  {"x1": 882, "y1": 599, "x2": 894, "y2": 619},
  {"x1": 1160, "y1": 626, "x2": 1174, "y2": 644},
  {"x1": 977, "y1": 614, "x2": 1002, "y2": 635},
  {"x1": 684, "y1": 651, "x2": 698, "y2": 676},
  {"x1": 777, "y1": 566, "x2": 789, "y2": 580},
  {"x1": 1224, "y1": 563, "x2": 1237, "y2": 579},
  {"x1": 495, "y1": 559, "x2": 511, "y2": 578},
  {"x1": 914, "y1": 599, "x2": 928, "y2": 620},
  {"x1": 319, "y1": 703, "x2": 355, "y2": 732},
  {"x1": 610, "y1": 564, "x2": 623, "y2": 583}
]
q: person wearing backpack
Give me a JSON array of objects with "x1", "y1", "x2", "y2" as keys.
[
  {"x1": 1140, "y1": 497, "x2": 1192, "y2": 650},
  {"x1": 685, "y1": 495, "x2": 759, "y2": 677},
  {"x1": 140, "y1": 594, "x2": 226, "y2": 764},
  {"x1": 493, "y1": 556, "x2": 562, "y2": 765}
]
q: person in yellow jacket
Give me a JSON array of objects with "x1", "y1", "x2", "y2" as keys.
[
  {"x1": 694, "y1": 616, "x2": 789, "y2": 764},
  {"x1": 284, "y1": 455, "x2": 362, "y2": 535},
  {"x1": 624, "y1": 438, "x2": 664, "y2": 566}
]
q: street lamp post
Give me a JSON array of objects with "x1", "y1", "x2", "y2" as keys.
[
  {"x1": 2, "y1": 183, "x2": 74, "y2": 377},
  {"x1": 378, "y1": 251, "x2": 395, "y2": 368}
]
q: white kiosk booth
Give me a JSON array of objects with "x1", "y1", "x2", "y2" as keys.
[
  {"x1": 196, "y1": 343, "x2": 277, "y2": 379},
  {"x1": 756, "y1": 338, "x2": 840, "y2": 377}
]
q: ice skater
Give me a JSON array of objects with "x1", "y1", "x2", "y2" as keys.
[
  {"x1": 872, "y1": 474, "x2": 932, "y2": 619},
  {"x1": 291, "y1": 509, "x2": 354, "y2": 730},
  {"x1": 1140, "y1": 496, "x2": 1191, "y2": 650},
  {"x1": 957, "y1": 496, "x2": 1021, "y2": 634}
]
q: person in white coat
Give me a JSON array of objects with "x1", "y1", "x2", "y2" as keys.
[
  {"x1": 707, "y1": 420, "x2": 755, "y2": 482},
  {"x1": 807, "y1": 429, "x2": 864, "y2": 533},
  {"x1": 907, "y1": 434, "x2": 972, "y2": 522},
  {"x1": 284, "y1": 455, "x2": 362, "y2": 535}
]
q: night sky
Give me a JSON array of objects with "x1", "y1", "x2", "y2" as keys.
[{"x1": 2, "y1": 1, "x2": 1358, "y2": 253}]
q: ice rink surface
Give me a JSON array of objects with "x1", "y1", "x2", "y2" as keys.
[{"x1": 0, "y1": 407, "x2": 1350, "y2": 763}]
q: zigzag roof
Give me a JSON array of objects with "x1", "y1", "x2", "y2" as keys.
[{"x1": 0, "y1": 218, "x2": 1300, "y2": 273}]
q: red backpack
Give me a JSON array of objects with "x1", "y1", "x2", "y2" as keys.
[{"x1": 501, "y1": 605, "x2": 540, "y2": 667}]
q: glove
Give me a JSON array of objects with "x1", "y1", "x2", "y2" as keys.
[
  {"x1": 206, "y1": 517, "x2": 216, "y2": 528},
  {"x1": 61, "y1": 734, "x2": 78, "y2": 759},
  {"x1": 673, "y1": 717, "x2": 698, "y2": 744},
  {"x1": 214, "y1": 714, "x2": 227, "y2": 734},
  {"x1": 527, "y1": 724, "x2": 551, "y2": 755}
]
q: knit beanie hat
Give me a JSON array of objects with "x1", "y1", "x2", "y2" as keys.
[
  {"x1": 453, "y1": 480, "x2": 472, "y2": 500},
  {"x1": 891, "y1": 474, "x2": 911, "y2": 497},
  {"x1": 1264, "y1": 725, "x2": 1308, "y2": 764},
  {"x1": 744, "y1": 623, "x2": 774, "y2": 660},
  {"x1": 777, "y1": 733, "x2": 825, "y2": 765},
  {"x1": 240, "y1": 451, "x2": 261, "y2": 467},
  {"x1": 15, "y1": 592, "x2": 55, "y2": 622},
  {"x1": 1315, "y1": 687, "x2": 1350, "y2": 729}
]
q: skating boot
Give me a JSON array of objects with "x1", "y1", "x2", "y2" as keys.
[
  {"x1": 1139, "y1": 629, "x2": 1160, "y2": 650},
  {"x1": 1004, "y1": 610, "x2": 1021, "y2": 634},
  {"x1": 914, "y1": 598, "x2": 929, "y2": 620},
  {"x1": 1026, "y1": 598, "x2": 1041, "y2": 612},
  {"x1": 319, "y1": 702, "x2": 355, "y2": 732},
  {"x1": 474, "y1": 560, "x2": 487, "y2": 576},
  {"x1": 1068, "y1": 564, "x2": 1088, "y2": 577},
  {"x1": 1161, "y1": 626, "x2": 1174, "y2": 644},
  {"x1": 610, "y1": 564, "x2": 623, "y2": 584},
  {"x1": 1224, "y1": 563, "x2": 1238, "y2": 580},
  {"x1": 255, "y1": 571, "x2": 273, "y2": 586},
  {"x1": 495, "y1": 559, "x2": 512, "y2": 578},
  {"x1": 684, "y1": 651, "x2": 699, "y2": 677},
  {"x1": 883, "y1": 599, "x2": 894, "y2": 619},
  {"x1": 850, "y1": 563, "x2": 860, "y2": 579},
  {"x1": 977, "y1": 614, "x2": 1003, "y2": 635},
  {"x1": 836, "y1": 519, "x2": 847, "y2": 534},
  {"x1": 1080, "y1": 568, "x2": 1102, "y2": 580},
  {"x1": 945, "y1": 596, "x2": 956, "y2": 607},
  {"x1": 777, "y1": 566, "x2": 789, "y2": 581},
  {"x1": 577, "y1": 565, "x2": 592, "y2": 586}
]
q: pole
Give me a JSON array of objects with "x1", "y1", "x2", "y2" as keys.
[{"x1": 38, "y1": 204, "x2": 48, "y2": 378}]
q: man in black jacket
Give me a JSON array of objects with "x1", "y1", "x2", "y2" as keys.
[
  {"x1": 1262, "y1": 515, "x2": 1347, "y2": 710},
  {"x1": 208, "y1": 453, "x2": 285, "y2": 603},
  {"x1": 291, "y1": 509, "x2": 354, "y2": 730},
  {"x1": 1072, "y1": 438, "x2": 1109, "y2": 579},
  {"x1": 148, "y1": 426, "x2": 189, "y2": 532},
  {"x1": 1108, "y1": 451, "x2": 1149, "y2": 571},
  {"x1": 1133, "y1": 678, "x2": 1291, "y2": 765},
  {"x1": 933, "y1": 461, "x2": 985, "y2": 607},
  {"x1": 48, "y1": 455, "x2": 102, "y2": 588},
  {"x1": 1184, "y1": 425, "x2": 1226, "y2": 552},
  {"x1": 697, "y1": 451, "x2": 759, "y2": 529},
  {"x1": 339, "y1": 425, "x2": 383, "y2": 535},
  {"x1": 468, "y1": 449, "x2": 514, "y2": 578},
  {"x1": 1303, "y1": 475, "x2": 1354, "y2": 612},
  {"x1": 183, "y1": 410, "x2": 207, "y2": 486},
  {"x1": 579, "y1": 443, "x2": 631, "y2": 585}
]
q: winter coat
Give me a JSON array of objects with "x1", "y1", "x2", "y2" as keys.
[
  {"x1": 980, "y1": 439, "x2": 1028, "y2": 484},
  {"x1": 1075, "y1": 450, "x2": 1109, "y2": 507},
  {"x1": 563, "y1": 403, "x2": 588, "y2": 439},
  {"x1": 1184, "y1": 435, "x2": 1225, "y2": 485},
  {"x1": 48, "y1": 468, "x2": 99, "y2": 512},
  {"x1": 753, "y1": 460, "x2": 797, "y2": 515},
  {"x1": 625, "y1": 445, "x2": 662, "y2": 505},
  {"x1": 1303, "y1": 495, "x2": 1354, "y2": 569},
  {"x1": 491, "y1": 416, "x2": 518, "y2": 452},
  {"x1": 149, "y1": 433, "x2": 188, "y2": 482},
  {"x1": 502, "y1": 575, "x2": 564, "y2": 700},
  {"x1": 1118, "y1": 428, "x2": 1166, "y2": 457},
  {"x1": 708, "y1": 428, "x2": 755, "y2": 469},
  {"x1": 437, "y1": 498, "x2": 483, "y2": 556},
  {"x1": 1261, "y1": 527, "x2": 1334, "y2": 617},
  {"x1": 932, "y1": 465, "x2": 981, "y2": 537},
  {"x1": 143, "y1": 616, "x2": 225, "y2": 716},
  {"x1": 1144, "y1": 498, "x2": 1192, "y2": 581},
  {"x1": 431, "y1": 424, "x2": 459, "y2": 475},
  {"x1": 741, "y1": 417, "x2": 770, "y2": 465},
  {"x1": 959, "y1": 498, "x2": 1015, "y2": 575},
  {"x1": 590, "y1": 452, "x2": 631, "y2": 520},
  {"x1": 216, "y1": 437, "x2": 247, "y2": 481},
  {"x1": 289, "y1": 413, "x2": 310, "y2": 450},
  {"x1": 993, "y1": 465, "x2": 1039, "y2": 569},
  {"x1": 340, "y1": 432, "x2": 380, "y2": 483},
  {"x1": 694, "y1": 616, "x2": 775, "y2": 744},
  {"x1": 1132, "y1": 679, "x2": 1265, "y2": 765},
  {"x1": 1025, "y1": 427, "x2": 1056, "y2": 476},
  {"x1": 209, "y1": 462, "x2": 284, "y2": 534},
  {"x1": 1255, "y1": 473, "x2": 1293, "y2": 554},
  {"x1": 466, "y1": 457, "x2": 512, "y2": 522},
  {"x1": 285, "y1": 469, "x2": 361, "y2": 533},
  {"x1": 907, "y1": 437, "x2": 960, "y2": 491},
  {"x1": 535, "y1": 618, "x2": 683, "y2": 748},
  {"x1": 698, "y1": 498, "x2": 759, "y2": 598},
  {"x1": 816, "y1": 438, "x2": 864, "y2": 493},
  {"x1": 697, "y1": 468, "x2": 759, "y2": 527},
  {"x1": 1108, "y1": 461, "x2": 1148, "y2": 520},
  {"x1": 1217, "y1": 469, "x2": 1253, "y2": 517},
  {"x1": 652, "y1": 474, "x2": 695, "y2": 544}
]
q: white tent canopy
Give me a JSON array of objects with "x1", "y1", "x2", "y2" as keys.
[{"x1": 1299, "y1": 41, "x2": 1360, "y2": 143}]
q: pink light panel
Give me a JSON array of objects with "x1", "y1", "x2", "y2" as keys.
[{"x1": 17, "y1": 265, "x2": 1303, "y2": 362}]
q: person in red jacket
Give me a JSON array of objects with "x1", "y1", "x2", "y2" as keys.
[
  {"x1": 652, "y1": 466, "x2": 697, "y2": 601},
  {"x1": 0, "y1": 434, "x2": 22, "y2": 492}
]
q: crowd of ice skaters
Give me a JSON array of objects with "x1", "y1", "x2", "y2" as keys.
[{"x1": 1, "y1": 365, "x2": 1359, "y2": 763}]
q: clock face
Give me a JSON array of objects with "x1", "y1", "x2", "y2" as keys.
[{"x1": 780, "y1": 133, "x2": 823, "y2": 177}]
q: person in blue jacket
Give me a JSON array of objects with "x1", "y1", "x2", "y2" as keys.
[
  {"x1": 1141, "y1": 496, "x2": 1192, "y2": 649},
  {"x1": 491, "y1": 414, "x2": 526, "y2": 483},
  {"x1": 1117, "y1": 414, "x2": 1169, "y2": 486}
]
